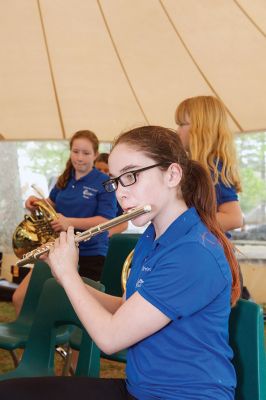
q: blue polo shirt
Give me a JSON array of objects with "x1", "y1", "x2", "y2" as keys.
[
  {"x1": 214, "y1": 162, "x2": 239, "y2": 239},
  {"x1": 117, "y1": 203, "x2": 124, "y2": 217},
  {"x1": 49, "y1": 167, "x2": 117, "y2": 256},
  {"x1": 126, "y1": 208, "x2": 236, "y2": 400},
  {"x1": 214, "y1": 162, "x2": 238, "y2": 206}
]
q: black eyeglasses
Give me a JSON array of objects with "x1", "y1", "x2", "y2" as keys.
[{"x1": 103, "y1": 163, "x2": 166, "y2": 193}]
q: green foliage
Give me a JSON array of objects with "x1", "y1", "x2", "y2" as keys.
[
  {"x1": 16, "y1": 141, "x2": 112, "y2": 183},
  {"x1": 236, "y1": 132, "x2": 266, "y2": 174},
  {"x1": 16, "y1": 141, "x2": 69, "y2": 180},
  {"x1": 239, "y1": 168, "x2": 266, "y2": 213},
  {"x1": 236, "y1": 132, "x2": 266, "y2": 217}
]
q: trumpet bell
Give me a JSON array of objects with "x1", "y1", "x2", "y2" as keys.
[{"x1": 12, "y1": 200, "x2": 58, "y2": 259}]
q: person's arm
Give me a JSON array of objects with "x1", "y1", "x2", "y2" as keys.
[
  {"x1": 64, "y1": 278, "x2": 169, "y2": 355},
  {"x1": 108, "y1": 221, "x2": 128, "y2": 237},
  {"x1": 215, "y1": 175, "x2": 243, "y2": 232},
  {"x1": 50, "y1": 178, "x2": 117, "y2": 232},
  {"x1": 83, "y1": 283, "x2": 124, "y2": 314},
  {"x1": 217, "y1": 201, "x2": 243, "y2": 232},
  {"x1": 47, "y1": 228, "x2": 170, "y2": 355},
  {"x1": 107, "y1": 202, "x2": 128, "y2": 236},
  {"x1": 50, "y1": 214, "x2": 108, "y2": 232},
  {"x1": 12, "y1": 270, "x2": 33, "y2": 316},
  {"x1": 25, "y1": 196, "x2": 56, "y2": 211}
]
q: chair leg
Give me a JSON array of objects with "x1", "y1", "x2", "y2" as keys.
[
  {"x1": 55, "y1": 345, "x2": 68, "y2": 360},
  {"x1": 9, "y1": 350, "x2": 19, "y2": 367},
  {"x1": 55, "y1": 345, "x2": 74, "y2": 376},
  {"x1": 64, "y1": 348, "x2": 75, "y2": 376}
]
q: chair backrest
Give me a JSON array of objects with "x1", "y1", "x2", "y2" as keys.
[
  {"x1": 0, "y1": 277, "x2": 105, "y2": 380},
  {"x1": 229, "y1": 299, "x2": 266, "y2": 400},
  {"x1": 100, "y1": 233, "x2": 140, "y2": 296},
  {"x1": 17, "y1": 260, "x2": 52, "y2": 325}
]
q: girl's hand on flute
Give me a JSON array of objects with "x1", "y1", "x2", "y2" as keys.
[{"x1": 46, "y1": 226, "x2": 79, "y2": 285}]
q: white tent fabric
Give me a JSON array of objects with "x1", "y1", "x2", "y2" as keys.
[{"x1": 0, "y1": 0, "x2": 265, "y2": 141}]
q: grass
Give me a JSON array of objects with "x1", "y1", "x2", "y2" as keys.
[{"x1": 0, "y1": 301, "x2": 125, "y2": 378}]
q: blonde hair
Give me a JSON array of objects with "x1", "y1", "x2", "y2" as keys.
[{"x1": 175, "y1": 96, "x2": 241, "y2": 192}]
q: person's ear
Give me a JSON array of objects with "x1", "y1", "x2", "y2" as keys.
[{"x1": 166, "y1": 163, "x2": 182, "y2": 188}]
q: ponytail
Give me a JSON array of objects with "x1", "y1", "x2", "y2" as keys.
[
  {"x1": 182, "y1": 160, "x2": 241, "y2": 306},
  {"x1": 113, "y1": 125, "x2": 241, "y2": 306},
  {"x1": 56, "y1": 159, "x2": 72, "y2": 189}
]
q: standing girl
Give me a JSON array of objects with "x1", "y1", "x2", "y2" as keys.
[
  {"x1": 5, "y1": 126, "x2": 241, "y2": 399},
  {"x1": 175, "y1": 95, "x2": 243, "y2": 232},
  {"x1": 13, "y1": 130, "x2": 117, "y2": 314}
]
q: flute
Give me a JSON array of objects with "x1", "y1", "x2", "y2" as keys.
[{"x1": 16, "y1": 205, "x2": 152, "y2": 267}]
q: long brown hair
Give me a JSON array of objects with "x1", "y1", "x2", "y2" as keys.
[
  {"x1": 175, "y1": 96, "x2": 241, "y2": 192},
  {"x1": 112, "y1": 126, "x2": 241, "y2": 305},
  {"x1": 56, "y1": 130, "x2": 99, "y2": 189}
]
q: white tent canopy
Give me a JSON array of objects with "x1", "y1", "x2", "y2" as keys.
[{"x1": 0, "y1": 0, "x2": 265, "y2": 141}]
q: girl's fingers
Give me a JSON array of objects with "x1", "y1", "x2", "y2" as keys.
[
  {"x1": 66, "y1": 226, "x2": 75, "y2": 245},
  {"x1": 53, "y1": 232, "x2": 66, "y2": 249},
  {"x1": 59, "y1": 231, "x2": 67, "y2": 244},
  {"x1": 53, "y1": 237, "x2": 60, "y2": 249}
]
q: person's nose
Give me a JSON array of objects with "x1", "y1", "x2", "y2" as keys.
[
  {"x1": 77, "y1": 152, "x2": 84, "y2": 161},
  {"x1": 116, "y1": 181, "x2": 129, "y2": 201}
]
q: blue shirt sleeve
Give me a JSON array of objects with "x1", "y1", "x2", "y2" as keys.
[
  {"x1": 49, "y1": 175, "x2": 117, "y2": 220},
  {"x1": 94, "y1": 186, "x2": 117, "y2": 220},
  {"x1": 49, "y1": 185, "x2": 59, "y2": 204},
  {"x1": 215, "y1": 178, "x2": 238, "y2": 206},
  {"x1": 138, "y1": 242, "x2": 229, "y2": 320},
  {"x1": 214, "y1": 162, "x2": 238, "y2": 206}
]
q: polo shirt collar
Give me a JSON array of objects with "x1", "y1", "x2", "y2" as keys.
[
  {"x1": 70, "y1": 167, "x2": 97, "y2": 182},
  {"x1": 146, "y1": 207, "x2": 201, "y2": 248}
]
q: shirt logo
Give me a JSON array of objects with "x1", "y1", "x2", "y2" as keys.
[
  {"x1": 136, "y1": 278, "x2": 144, "y2": 288},
  {"x1": 142, "y1": 265, "x2": 151, "y2": 272},
  {"x1": 84, "y1": 185, "x2": 98, "y2": 192},
  {"x1": 82, "y1": 188, "x2": 94, "y2": 199}
]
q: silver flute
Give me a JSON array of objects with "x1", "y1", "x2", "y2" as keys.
[{"x1": 16, "y1": 205, "x2": 152, "y2": 267}]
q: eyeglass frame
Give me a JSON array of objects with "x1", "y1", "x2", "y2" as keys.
[{"x1": 102, "y1": 162, "x2": 169, "y2": 193}]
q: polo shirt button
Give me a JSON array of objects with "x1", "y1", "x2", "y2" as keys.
[{"x1": 72, "y1": 185, "x2": 75, "y2": 188}]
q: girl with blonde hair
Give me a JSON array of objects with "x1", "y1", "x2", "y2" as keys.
[{"x1": 175, "y1": 95, "x2": 243, "y2": 232}]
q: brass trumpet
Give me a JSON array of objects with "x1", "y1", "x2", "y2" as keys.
[{"x1": 16, "y1": 205, "x2": 151, "y2": 267}]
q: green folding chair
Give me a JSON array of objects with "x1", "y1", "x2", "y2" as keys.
[
  {"x1": 229, "y1": 298, "x2": 266, "y2": 400},
  {"x1": 0, "y1": 261, "x2": 70, "y2": 366},
  {"x1": 100, "y1": 233, "x2": 140, "y2": 297},
  {"x1": 0, "y1": 277, "x2": 104, "y2": 380},
  {"x1": 69, "y1": 233, "x2": 140, "y2": 365}
]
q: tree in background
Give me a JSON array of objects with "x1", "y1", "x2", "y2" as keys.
[{"x1": 236, "y1": 132, "x2": 266, "y2": 224}]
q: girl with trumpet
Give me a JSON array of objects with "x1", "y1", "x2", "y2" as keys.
[{"x1": 4, "y1": 126, "x2": 240, "y2": 399}]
